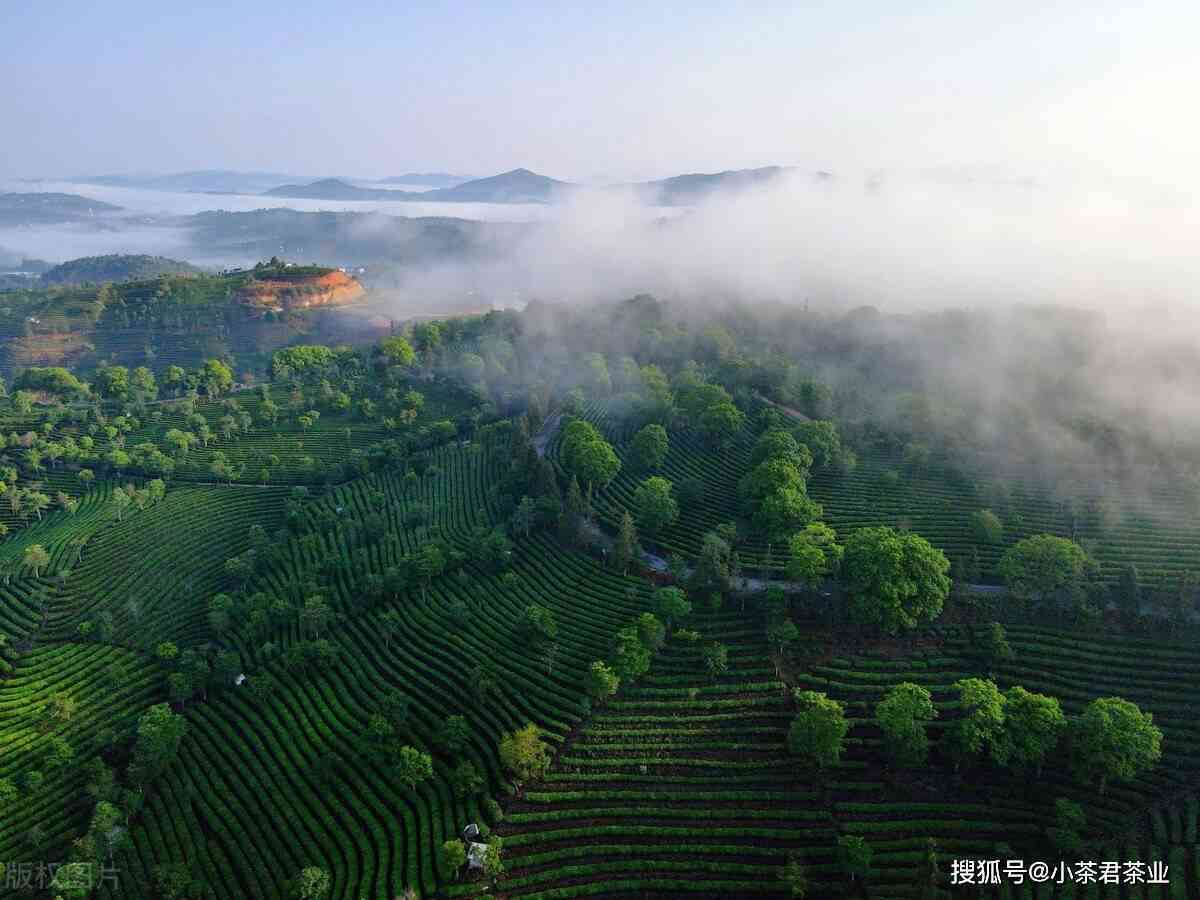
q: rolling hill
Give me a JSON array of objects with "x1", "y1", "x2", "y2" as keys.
[
  {"x1": 0, "y1": 192, "x2": 123, "y2": 226},
  {"x1": 40, "y1": 254, "x2": 206, "y2": 285}
]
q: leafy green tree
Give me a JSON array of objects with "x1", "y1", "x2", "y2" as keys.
[
  {"x1": 611, "y1": 624, "x2": 652, "y2": 682},
  {"x1": 499, "y1": 723, "x2": 552, "y2": 784},
  {"x1": 585, "y1": 660, "x2": 620, "y2": 703},
  {"x1": 519, "y1": 603, "x2": 557, "y2": 645},
  {"x1": 94, "y1": 365, "x2": 130, "y2": 399},
  {"x1": 793, "y1": 420, "x2": 844, "y2": 470},
  {"x1": 786, "y1": 522, "x2": 843, "y2": 587},
  {"x1": 438, "y1": 715, "x2": 472, "y2": 757},
  {"x1": 572, "y1": 437, "x2": 621, "y2": 499},
  {"x1": 654, "y1": 586, "x2": 692, "y2": 629},
  {"x1": 292, "y1": 866, "x2": 331, "y2": 899},
  {"x1": 612, "y1": 510, "x2": 638, "y2": 574},
  {"x1": 841, "y1": 527, "x2": 950, "y2": 633},
  {"x1": 440, "y1": 838, "x2": 467, "y2": 879},
  {"x1": 876, "y1": 682, "x2": 937, "y2": 767},
  {"x1": 1045, "y1": 798, "x2": 1087, "y2": 856},
  {"x1": 701, "y1": 642, "x2": 728, "y2": 680},
  {"x1": 630, "y1": 423, "x2": 669, "y2": 470},
  {"x1": 449, "y1": 759, "x2": 484, "y2": 798},
  {"x1": 756, "y1": 487, "x2": 823, "y2": 542},
  {"x1": 1070, "y1": 696, "x2": 1163, "y2": 794},
  {"x1": 636, "y1": 612, "x2": 666, "y2": 651},
  {"x1": 750, "y1": 428, "x2": 811, "y2": 471},
  {"x1": 788, "y1": 690, "x2": 849, "y2": 771},
  {"x1": 969, "y1": 509, "x2": 1004, "y2": 545},
  {"x1": 946, "y1": 678, "x2": 1006, "y2": 770},
  {"x1": 699, "y1": 401, "x2": 745, "y2": 447},
  {"x1": 838, "y1": 834, "x2": 873, "y2": 883},
  {"x1": 131, "y1": 703, "x2": 187, "y2": 783},
  {"x1": 22, "y1": 544, "x2": 49, "y2": 578},
  {"x1": 633, "y1": 476, "x2": 678, "y2": 535},
  {"x1": 975, "y1": 621, "x2": 1014, "y2": 675},
  {"x1": 998, "y1": 534, "x2": 1090, "y2": 608},
  {"x1": 993, "y1": 686, "x2": 1065, "y2": 776},
  {"x1": 395, "y1": 746, "x2": 434, "y2": 791},
  {"x1": 483, "y1": 834, "x2": 505, "y2": 880},
  {"x1": 200, "y1": 358, "x2": 234, "y2": 396},
  {"x1": 767, "y1": 618, "x2": 799, "y2": 656}
]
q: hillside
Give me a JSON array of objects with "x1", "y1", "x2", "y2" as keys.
[
  {"x1": 264, "y1": 178, "x2": 413, "y2": 201},
  {"x1": 183, "y1": 208, "x2": 527, "y2": 265},
  {"x1": 0, "y1": 261, "x2": 366, "y2": 375},
  {"x1": 40, "y1": 254, "x2": 206, "y2": 285},
  {"x1": 0, "y1": 192, "x2": 122, "y2": 226}
]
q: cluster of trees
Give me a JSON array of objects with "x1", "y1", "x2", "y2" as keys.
[{"x1": 786, "y1": 673, "x2": 1162, "y2": 804}]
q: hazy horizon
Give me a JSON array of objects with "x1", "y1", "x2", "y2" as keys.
[{"x1": 4, "y1": 1, "x2": 1200, "y2": 196}]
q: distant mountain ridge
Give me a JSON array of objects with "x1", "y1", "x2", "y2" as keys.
[
  {"x1": 263, "y1": 165, "x2": 817, "y2": 205},
  {"x1": 377, "y1": 173, "x2": 473, "y2": 188},
  {"x1": 265, "y1": 168, "x2": 573, "y2": 204},
  {"x1": 0, "y1": 192, "x2": 122, "y2": 226}
]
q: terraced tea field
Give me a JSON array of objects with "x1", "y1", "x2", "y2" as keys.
[{"x1": 99, "y1": 443, "x2": 655, "y2": 899}]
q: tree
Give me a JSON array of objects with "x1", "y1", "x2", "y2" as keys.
[
  {"x1": 440, "y1": 838, "x2": 467, "y2": 879},
  {"x1": 395, "y1": 746, "x2": 434, "y2": 791},
  {"x1": 636, "y1": 612, "x2": 666, "y2": 651},
  {"x1": 969, "y1": 509, "x2": 1004, "y2": 545},
  {"x1": 993, "y1": 686, "x2": 1065, "y2": 776},
  {"x1": 519, "y1": 603, "x2": 558, "y2": 645},
  {"x1": 974, "y1": 621, "x2": 1014, "y2": 677},
  {"x1": 633, "y1": 476, "x2": 678, "y2": 535},
  {"x1": 841, "y1": 527, "x2": 950, "y2": 634},
  {"x1": 1046, "y1": 797, "x2": 1087, "y2": 856},
  {"x1": 779, "y1": 853, "x2": 809, "y2": 899},
  {"x1": 699, "y1": 401, "x2": 745, "y2": 447},
  {"x1": 788, "y1": 690, "x2": 849, "y2": 772},
  {"x1": 437, "y1": 715, "x2": 472, "y2": 757},
  {"x1": 499, "y1": 723, "x2": 552, "y2": 784},
  {"x1": 946, "y1": 678, "x2": 1006, "y2": 770},
  {"x1": 630, "y1": 423, "x2": 669, "y2": 471},
  {"x1": 94, "y1": 365, "x2": 130, "y2": 400},
  {"x1": 449, "y1": 759, "x2": 484, "y2": 798},
  {"x1": 379, "y1": 335, "x2": 416, "y2": 367},
  {"x1": 572, "y1": 436, "x2": 621, "y2": 500},
  {"x1": 132, "y1": 703, "x2": 187, "y2": 782},
  {"x1": 483, "y1": 834, "x2": 505, "y2": 880},
  {"x1": 1070, "y1": 696, "x2": 1163, "y2": 794},
  {"x1": 751, "y1": 428, "x2": 810, "y2": 470},
  {"x1": 613, "y1": 510, "x2": 638, "y2": 574},
  {"x1": 200, "y1": 358, "x2": 234, "y2": 396},
  {"x1": 786, "y1": 522, "x2": 843, "y2": 587},
  {"x1": 701, "y1": 642, "x2": 728, "y2": 680},
  {"x1": 22, "y1": 544, "x2": 49, "y2": 578},
  {"x1": 767, "y1": 618, "x2": 800, "y2": 666},
  {"x1": 838, "y1": 834, "x2": 873, "y2": 883},
  {"x1": 293, "y1": 866, "x2": 332, "y2": 899},
  {"x1": 511, "y1": 495, "x2": 538, "y2": 539},
  {"x1": 876, "y1": 682, "x2": 937, "y2": 767},
  {"x1": 611, "y1": 624, "x2": 651, "y2": 682},
  {"x1": 654, "y1": 586, "x2": 691, "y2": 630},
  {"x1": 756, "y1": 487, "x2": 823, "y2": 543},
  {"x1": 585, "y1": 660, "x2": 620, "y2": 703},
  {"x1": 998, "y1": 534, "x2": 1090, "y2": 609}
]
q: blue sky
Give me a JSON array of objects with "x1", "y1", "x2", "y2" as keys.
[{"x1": 3, "y1": 1, "x2": 1198, "y2": 186}]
